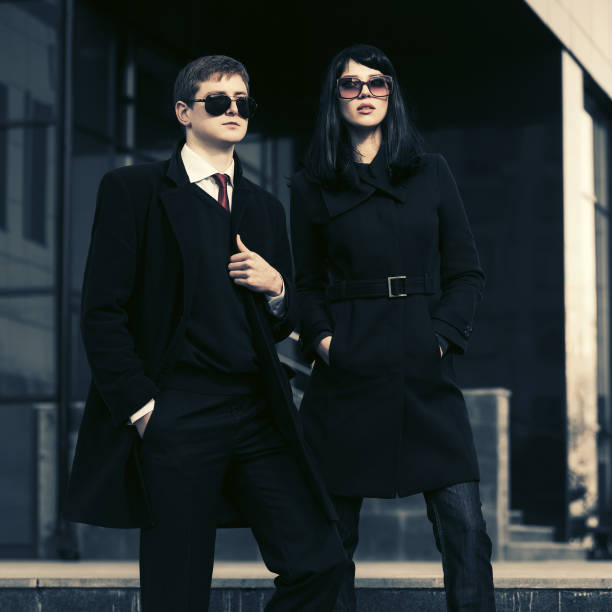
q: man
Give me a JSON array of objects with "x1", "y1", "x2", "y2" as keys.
[{"x1": 65, "y1": 55, "x2": 346, "y2": 612}]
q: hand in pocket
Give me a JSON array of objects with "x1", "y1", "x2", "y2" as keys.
[
  {"x1": 317, "y1": 335, "x2": 333, "y2": 365},
  {"x1": 135, "y1": 408, "x2": 154, "y2": 439}
]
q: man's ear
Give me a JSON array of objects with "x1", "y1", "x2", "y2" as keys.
[{"x1": 175, "y1": 100, "x2": 191, "y2": 128}]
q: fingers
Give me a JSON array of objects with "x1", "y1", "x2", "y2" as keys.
[
  {"x1": 229, "y1": 269, "x2": 264, "y2": 291},
  {"x1": 227, "y1": 237, "x2": 276, "y2": 293},
  {"x1": 236, "y1": 233, "x2": 249, "y2": 252},
  {"x1": 229, "y1": 252, "x2": 250, "y2": 262},
  {"x1": 228, "y1": 270, "x2": 249, "y2": 279},
  {"x1": 228, "y1": 257, "x2": 253, "y2": 281}
]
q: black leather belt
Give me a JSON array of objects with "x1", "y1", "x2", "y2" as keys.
[{"x1": 326, "y1": 274, "x2": 437, "y2": 301}]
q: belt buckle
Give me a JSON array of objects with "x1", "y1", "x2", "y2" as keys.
[{"x1": 387, "y1": 275, "x2": 407, "y2": 298}]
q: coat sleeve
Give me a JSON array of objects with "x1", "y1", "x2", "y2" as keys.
[
  {"x1": 290, "y1": 178, "x2": 333, "y2": 362},
  {"x1": 264, "y1": 199, "x2": 298, "y2": 343},
  {"x1": 80, "y1": 170, "x2": 159, "y2": 428},
  {"x1": 430, "y1": 155, "x2": 486, "y2": 354}
]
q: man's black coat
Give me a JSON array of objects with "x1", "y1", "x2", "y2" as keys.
[{"x1": 65, "y1": 143, "x2": 334, "y2": 528}]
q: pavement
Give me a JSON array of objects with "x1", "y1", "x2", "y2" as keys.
[{"x1": 1, "y1": 560, "x2": 612, "y2": 589}]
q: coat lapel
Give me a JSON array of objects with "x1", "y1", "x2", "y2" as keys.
[
  {"x1": 356, "y1": 149, "x2": 411, "y2": 203},
  {"x1": 321, "y1": 182, "x2": 375, "y2": 218},
  {"x1": 320, "y1": 150, "x2": 410, "y2": 217},
  {"x1": 317, "y1": 160, "x2": 373, "y2": 217},
  {"x1": 159, "y1": 143, "x2": 201, "y2": 317},
  {"x1": 160, "y1": 144, "x2": 255, "y2": 312},
  {"x1": 229, "y1": 155, "x2": 254, "y2": 248}
]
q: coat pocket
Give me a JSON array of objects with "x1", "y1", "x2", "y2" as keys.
[{"x1": 327, "y1": 300, "x2": 349, "y2": 368}]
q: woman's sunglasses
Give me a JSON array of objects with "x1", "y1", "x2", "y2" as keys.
[
  {"x1": 189, "y1": 94, "x2": 257, "y2": 119},
  {"x1": 336, "y1": 75, "x2": 393, "y2": 99}
]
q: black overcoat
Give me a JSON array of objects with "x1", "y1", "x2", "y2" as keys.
[
  {"x1": 290, "y1": 152, "x2": 486, "y2": 498},
  {"x1": 65, "y1": 143, "x2": 335, "y2": 528}
]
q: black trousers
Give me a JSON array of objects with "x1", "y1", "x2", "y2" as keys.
[
  {"x1": 332, "y1": 482, "x2": 496, "y2": 612},
  {"x1": 139, "y1": 386, "x2": 346, "y2": 612}
]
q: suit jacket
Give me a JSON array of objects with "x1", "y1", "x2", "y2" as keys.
[
  {"x1": 290, "y1": 152, "x2": 486, "y2": 498},
  {"x1": 64, "y1": 142, "x2": 336, "y2": 528}
]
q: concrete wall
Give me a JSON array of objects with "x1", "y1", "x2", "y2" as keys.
[
  {"x1": 414, "y1": 49, "x2": 568, "y2": 533},
  {"x1": 561, "y1": 50, "x2": 600, "y2": 530},
  {"x1": 524, "y1": 0, "x2": 612, "y2": 100},
  {"x1": 3, "y1": 585, "x2": 612, "y2": 612}
]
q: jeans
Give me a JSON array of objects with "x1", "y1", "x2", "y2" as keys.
[{"x1": 332, "y1": 481, "x2": 496, "y2": 611}]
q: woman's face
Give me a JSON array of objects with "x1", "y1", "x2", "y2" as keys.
[{"x1": 337, "y1": 59, "x2": 389, "y2": 132}]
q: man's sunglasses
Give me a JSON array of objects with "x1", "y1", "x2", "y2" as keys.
[
  {"x1": 189, "y1": 94, "x2": 257, "y2": 119},
  {"x1": 336, "y1": 75, "x2": 393, "y2": 99}
]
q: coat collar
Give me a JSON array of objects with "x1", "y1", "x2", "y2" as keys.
[
  {"x1": 180, "y1": 142, "x2": 236, "y2": 186},
  {"x1": 320, "y1": 169, "x2": 375, "y2": 218},
  {"x1": 357, "y1": 148, "x2": 410, "y2": 203},
  {"x1": 165, "y1": 139, "x2": 247, "y2": 190},
  {"x1": 320, "y1": 148, "x2": 409, "y2": 218},
  {"x1": 163, "y1": 139, "x2": 253, "y2": 234}
]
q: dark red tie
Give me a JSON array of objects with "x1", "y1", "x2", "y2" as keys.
[{"x1": 213, "y1": 173, "x2": 230, "y2": 211}]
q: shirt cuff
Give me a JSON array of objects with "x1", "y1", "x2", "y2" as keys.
[
  {"x1": 266, "y1": 280, "x2": 286, "y2": 318},
  {"x1": 129, "y1": 398, "x2": 155, "y2": 425},
  {"x1": 435, "y1": 333, "x2": 450, "y2": 356}
]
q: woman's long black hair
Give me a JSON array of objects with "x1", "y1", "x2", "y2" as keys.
[{"x1": 305, "y1": 44, "x2": 423, "y2": 187}]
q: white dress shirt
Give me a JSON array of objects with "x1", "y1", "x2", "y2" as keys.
[
  {"x1": 181, "y1": 142, "x2": 237, "y2": 210},
  {"x1": 129, "y1": 143, "x2": 287, "y2": 425}
]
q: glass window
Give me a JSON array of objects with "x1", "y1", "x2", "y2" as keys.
[
  {"x1": 0, "y1": 0, "x2": 60, "y2": 560},
  {"x1": 0, "y1": 82, "x2": 7, "y2": 230},
  {"x1": 73, "y1": 2, "x2": 114, "y2": 144},
  {"x1": 0, "y1": 1, "x2": 58, "y2": 395},
  {"x1": 0, "y1": 294, "x2": 55, "y2": 398},
  {"x1": 135, "y1": 51, "x2": 179, "y2": 155},
  {"x1": 22, "y1": 96, "x2": 53, "y2": 245},
  {"x1": 70, "y1": 309, "x2": 90, "y2": 401}
]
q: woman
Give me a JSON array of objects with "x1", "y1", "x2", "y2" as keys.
[{"x1": 290, "y1": 44, "x2": 495, "y2": 611}]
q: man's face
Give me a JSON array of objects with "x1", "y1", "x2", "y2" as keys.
[{"x1": 181, "y1": 73, "x2": 249, "y2": 148}]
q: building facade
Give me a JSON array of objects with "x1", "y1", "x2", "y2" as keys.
[{"x1": 0, "y1": 0, "x2": 611, "y2": 559}]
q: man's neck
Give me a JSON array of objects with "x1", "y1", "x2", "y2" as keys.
[{"x1": 185, "y1": 134, "x2": 235, "y2": 172}]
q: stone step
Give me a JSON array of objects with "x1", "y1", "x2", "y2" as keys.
[
  {"x1": 2, "y1": 561, "x2": 612, "y2": 611},
  {"x1": 505, "y1": 541, "x2": 588, "y2": 561},
  {"x1": 508, "y1": 523, "x2": 556, "y2": 542},
  {"x1": 4, "y1": 586, "x2": 612, "y2": 611}
]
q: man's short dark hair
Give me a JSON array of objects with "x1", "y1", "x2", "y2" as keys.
[{"x1": 173, "y1": 55, "x2": 250, "y2": 107}]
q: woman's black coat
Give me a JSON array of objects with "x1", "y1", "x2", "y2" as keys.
[{"x1": 290, "y1": 152, "x2": 486, "y2": 498}]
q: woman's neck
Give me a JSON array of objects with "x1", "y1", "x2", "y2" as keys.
[{"x1": 349, "y1": 127, "x2": 382, "y2": 164}]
